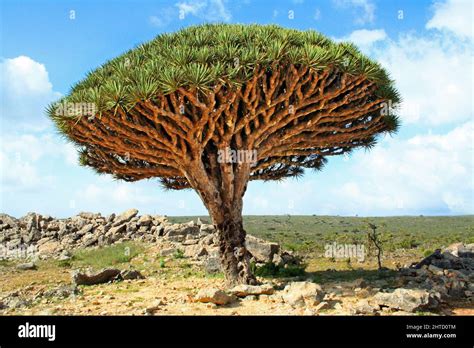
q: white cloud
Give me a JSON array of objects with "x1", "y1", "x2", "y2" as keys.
[
  {"x1": 149, "y1": 10, "x2": 174, "y2": 28},
  {"x1": 0, "y1": 56, "x2": 61, "y2": 130},
  {"x1": 426, "y1": 0, "x2": 474, "y2": 40},
  {"x1": 175, "y1": 0, "x2": 231, "y2": 22},
  {"x1": 333, "y1": 0, "x2": 375, "y2": 25},
  {"x1": 334, "y1": 122, "x2": 474, "y2": 215},
  {"x1": 0, "y1": 133, "x2": 77, "y2": 192},
  {"x1": 341, "y1": 29, "x2": 387, "y2": 47},
  {"x1": 371, "y1": 33, "x2": 473, "y2": 125}
]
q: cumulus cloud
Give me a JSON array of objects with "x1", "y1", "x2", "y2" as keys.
[
  {"x1": 340, "y1": 1, "x2": 473, "y2": 126},
  {"x1": 372, "y1": 33, "x2": 472, "y2": 125},
  {"x1": 0, "y1": 133, "x2": 77, "y2": 193},
  {"x1": 340, "y1": 29, "x2": 387, "y2": 48},
  {"x1": 426, "y1": 0, "x2": 473, "y2": 40},
  {"x1": 333, "y1": 0, "x2": 375, "y2": 25},
  {"x1": 0, "y1": 56, "x2": 61, "y2": 130},
  {"x1": 175, "y1": 0, "x2": 231, "y2": 22},
  {"x1": 334, "y1": 122, "x2": 474, "y2": 215},
  {"x1": 149, "y1": 7, "x2": 176, "y2": 28}
]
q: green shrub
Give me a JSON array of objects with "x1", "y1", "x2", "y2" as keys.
[
  {"x1": 173, "y1": 249, "x2": 185, "y2": 259},
  {"x1": 251, "y1": 262, "x2": 306, "y2": 278}
]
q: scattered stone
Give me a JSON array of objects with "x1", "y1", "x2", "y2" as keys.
[
  {"x1": 195, "y1": 288, "x2": 235, "y2": 305},
  {"x1": 353, "y1": 299, "x2": 377, "y2": 314},
  {"x1": 314, "y1": 301, "x2": 331, "y2": 312},
  {"x1": 72, "y1": 268, "x2": 121, "y2": 286},
  {"x1": 229, "y1": 284, "x2": 274, "y2": 297},
  {"x1": 282, "y1": 281, "x2": 325, "y2": 307},
  {"x1": 159, "y1": 248, "x2": 176, "y2": 257},
  {"x1": 16, "y1": 262, "x2": 36, "y2": 271},
  {"x1": 43, "y1": 285, "x2": 80, "y2": 298},
  {"x1": 120, "y1": 270, "x2": 145, "y2": 280}
]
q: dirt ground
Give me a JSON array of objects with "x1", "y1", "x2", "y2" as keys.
[{"x1": 0, "y1": 243, "x2": 473, "y2": 316}]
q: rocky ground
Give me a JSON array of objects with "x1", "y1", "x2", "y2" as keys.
[{"x1": 0, "y1": 210, "x2": 473, "y2": 316}]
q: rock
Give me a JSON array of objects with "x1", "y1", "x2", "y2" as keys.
[
  {"x1": 353, "y1": 299, "x2": 377, "y2": 314},
  {"x1": 229, "y1": 284, "x2": 275, "y2": 297},
  {"x1": 57, "y1": 250, "x2": 72, "y2": 261},
  {"x1": 373, "y1": 288, "x2": 439, "y2": 312},
  {"x1": 38, "y1": 240, "x2": 60, "y2": 255},
  {"x1": 184, "y1": 245, "x2": 208, "y2": 258},
  {"x1": 282, "y1": 281, "x2": 325, "y2": 307},
  {"x1": 77, "y1": 223, "x2": 94, "y2": 236},
  {"x1": 72, "y1": 268, "x2": 121, "y2": 286},
  {"x1": 108, "y1": 224, "x2": 127, "y2": 235},
  {"x1": 412, "y1": 249, "x2": 443, "y2": 269},
  {"x1": 314, "y1": 301, "x2": 331, "y2": 312},
  {"x1": 112, "y1": 209, "x2": 139, "y2": 227},
  {"x1": 16, "y1": 262, "x2": 36, "y2": 271},
  {"x1": 43, "y1": 285, "x2": 80, "y2": 298},
  {"x1": 245, "y1": 235, "x2": 279, "y2": 263},
  {"x1": 203, "y1": 257, "x2": 222, "y2": 274},
  {"x1": 138, "y1": 215, "x2": 153, "y2": 226},
  {"x1": 81, "y1": 233, "x2": 98, "y2": 247},
  {"x1": 199, "y1": 224, "x2": 215, "y2": 234},
  {"x1": 164, "y1": 224, "x2": 199, "y2": 237},
  {"x1": 195, "y1": 288, "x2": 235, "y2": 305},
  {"x1": 428, "y1": 264, "x2": 444, "y2": 276},
  {"x1": 159, "y1": 248, "x2": 176, "y2": 257},
  {"x1": 120, "y1": 270, "x2": 145, "y2": 280},
  {"x1": 444, "y1": 242, "x2": 474, "y2": 258}
]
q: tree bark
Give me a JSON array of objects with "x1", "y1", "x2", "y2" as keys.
[{"x1": 215, "y1": 212, "x2": 257, "y2": 286}]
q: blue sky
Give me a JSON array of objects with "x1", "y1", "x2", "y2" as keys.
[{"x1": 0, "y1": 0, "x2": 473, "y2": 218}]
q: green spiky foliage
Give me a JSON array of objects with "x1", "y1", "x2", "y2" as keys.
[
  {"x1": 48, "y1": 23, "x2": 400, "y2": 185},
  {"x1": 47, "y1": 24, "x2": 401, "y2": 285}
]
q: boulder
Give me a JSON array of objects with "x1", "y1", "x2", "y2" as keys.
[
  {"x1": 353, "y1": 299, "x2": 377, "y2": 314},
  {"x1": 245, "y1": 235, "x2": 279, "y2": 263},
  {"x1": 184, "y1": 245, "x2": 208, "y2": 258},
  {"x1": 72, "y1": 268, "x2": 121, "y2": 285},
  {"x1": 16, "y1": 262, "x2": 36, "y2": 271},
  {"x1": 373, "y1": 288, "x2": 439, "y2": 312},
  {"x1": 137, "y1": 215, "x2": 153, "y2": 226},
  {"x1": 229, "y1": 284, "x2": 274, "y2": 297},
  {"x1": 282, "y1": 281, "x2": 325, "y2": 307},
  {"x1": 112, "y1": 209, "x2": 139, "y2": 227},
  {"x1": 195, "y1": 288, "x2": 235, "y2": 305}
]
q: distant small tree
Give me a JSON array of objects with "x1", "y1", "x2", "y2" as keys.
[
  {"x1": 367, "y1": 222, "x2": 384, "y2": 270},
  {"x1": 49, "y1": 24, "x2": 400, "y2": 285}
]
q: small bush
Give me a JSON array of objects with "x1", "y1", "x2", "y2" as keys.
[
  {"x1": 251, "y1": 262, "x2": 306, "y2": 278},
  {"x1": 173, "y1": 249, "x2": 185, "y2": 259},
  {"x1": 158, "y1": 257, "x2": 166, "y2": 268}
]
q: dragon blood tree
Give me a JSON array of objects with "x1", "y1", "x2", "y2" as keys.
[{"x1": 48, "y1": 24, "x2": 400, "y2": 285}]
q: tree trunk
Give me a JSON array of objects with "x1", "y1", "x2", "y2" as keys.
[{"x1": 215, "y1": 214, "x2": 257, "y2": 286}]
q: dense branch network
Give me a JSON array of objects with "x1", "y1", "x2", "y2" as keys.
[{"x1": 65, "y1": 65, "x2": 391, "y2": 194}]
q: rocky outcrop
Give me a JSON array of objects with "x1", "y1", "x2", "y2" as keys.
[
  {"x1": 0, "y1": 211, "x2": 299, "y2": 271},
  {"x1": 372, "y1": 288, "x2": 440, "y2": 312},
  {"x1": 398, "y1": 243, "x2": 474, "y2": 300}
]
